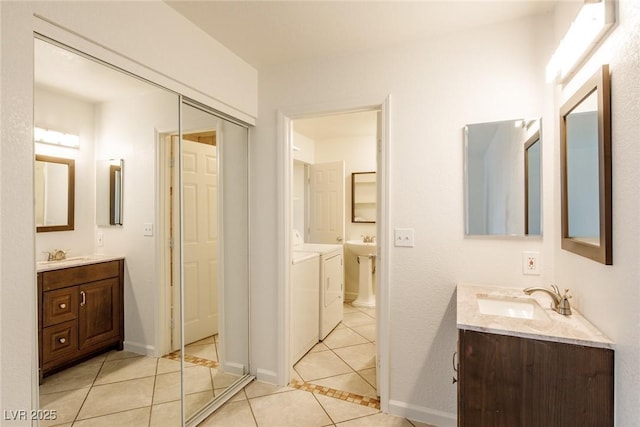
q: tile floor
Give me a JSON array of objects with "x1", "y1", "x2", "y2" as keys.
[
  {"x1": 38, "y1": 348, "x2": 240, "y2": 427},
  {"x1": 291, "y1": 304, "x2": 378, "y2": 403},
  {"x1": 39, "y1": 305, "x2": 435, "y2": 426}
]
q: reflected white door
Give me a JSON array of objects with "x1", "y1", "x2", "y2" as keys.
[
  {"x1": 183, "y1": 139, "x2": 218, "y2": 344},
  {"x1": 308, "y1": 161, "x2": 345, "y2": 244}
]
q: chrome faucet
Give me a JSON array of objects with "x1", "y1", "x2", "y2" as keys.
[
  {"x1": 523, "y1": 285, "x2": 572, "y2": 316},
  {"x1": 45, "y1": 249, "x2": 67, "y2": 261},
  {"x1": 361, "y1": 235, "x2": 376, "y2": 243}
]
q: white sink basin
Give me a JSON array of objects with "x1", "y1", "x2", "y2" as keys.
[
  {"x1": 476, "y1": 295, "x2": 549, "y2": 320},
  {"x1": 345, "y1": 240, "x2": 376, "y2": 256}
]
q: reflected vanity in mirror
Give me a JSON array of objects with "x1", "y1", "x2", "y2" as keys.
[
  {"x1": 352, "y1": 171, "x2": 376, "y2": 223},
  {"x1": 560, "y1": 65, "x2": 611, "y2": 264},
  {"x1": 464, "y1": 118, "x2": 542, "y2": 236},
  {"x1": 96, "y1": 159, "x2": 124, "y2": 226},
  {"x1": 35, "y1": 154, "x2": 75, "y2": 232}
]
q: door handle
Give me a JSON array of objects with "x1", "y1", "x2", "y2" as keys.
[
  {"x1": 336, "y1": 236, "x2": 343, "y2": 242},
  {"x1": 80, "y1": 290, "x2": 86, "y2": 306}
]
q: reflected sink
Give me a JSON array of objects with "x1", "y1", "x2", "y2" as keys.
[
  {"x1": 345, "y1": 240, "x2": 377, "y2": 256},
  {"x1": 476, "y1": 294, "x2": 549, "y2": 320}
]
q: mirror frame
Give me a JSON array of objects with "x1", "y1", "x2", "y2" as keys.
[
  {"x1": 35, "y1": 154, "x2": 75, "y2": 232},
  {"x1": 560, "y1": 64, "x2": 612, "y2": 264}
]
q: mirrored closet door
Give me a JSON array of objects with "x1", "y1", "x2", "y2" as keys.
[{"x1": 34, "y1": 36, "x2": 251, "y2": 427}]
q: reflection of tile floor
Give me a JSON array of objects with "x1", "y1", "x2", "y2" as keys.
[{"x1": 163, "y1": 334, "x2": 220, "y2": 368}]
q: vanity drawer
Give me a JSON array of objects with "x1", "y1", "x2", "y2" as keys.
[
  {"x1": 42, "y1": 260, "x2": 121, "y2": 291},
  {"x1": 43, "y1": 288, "x2": 78, "y2": 327},
  {"x1": 42, "y1": 321, "x2": 78, "y2": 363}
]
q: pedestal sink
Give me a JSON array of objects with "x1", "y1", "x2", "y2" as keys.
[{"x1": 345, "y1": 240, "x2": 376, "y2": 308}]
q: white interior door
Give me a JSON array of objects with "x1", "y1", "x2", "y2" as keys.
[
  {"x1": 308, "y1": 161, "x2": 345, "y2": 244},
  {"x1": 183, "y1": 139, "x2": 218, "y2": 345}
]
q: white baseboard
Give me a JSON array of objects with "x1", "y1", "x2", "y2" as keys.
[
  {"x1": 123, "y1": 341, "x2": 156, "y2": 357},
  {"x1": 222, "y1": 361, "x2": 246, "y2": 376},
  {"x1": 255, "y1": 368, "x2": 278, "y2": 385},
  {"x1": 388, "y1": 400, "x2": 457, "y2": 427}
]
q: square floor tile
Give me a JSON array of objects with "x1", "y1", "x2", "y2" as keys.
[
  {"x1": 150, "y1": 399, "x2": 182, "y2": 427},
  {"x1": 334, "y1": 343, "x2": 376, "y2": 371},
  {"x1": 184, "y1": 343, "x2": 218, "y2": 361},
  {"x1": 294, "y1": 350, "x2": 353, "y2": 381},
  {"x1": 39, "y1": 359, "x2": 102, "y2": 395},
  {"x1": 244, "y1": 380, "x2": 294, "y2": 399},
  {"x1": 343, "y1": 304, "x2": 359, "y2": 313},
  {"x1": 185, "y1": 390, "x2": 215, "y2": 419},
  {"x1": 156, "y1": 357, "x2": 182, "y2": 375},
  {"x1": 77, "y1": 377, "x2": 154, "y2": 420},
  {"x1": 199, "y1": 400, "x2": 256, "y2": 426},
  {"x1": 104, "y1": 350, "x2": 142, "y2": 361},
  {"x1": 314, "y1": 393, "x2": 379, "y2": 423},
  {"x1": 94, "y1": 355, "x2": 158, "y2": 385},
  {"x1": 323, "y1": 327, "x2": 368, "y2": 349},
  {"x1": 39, "y1": 387, "x2": 89, "y2": 426},
  {"x1": 336, "y1": 412, "x2": 415, "y2": 426},
  {"x1": 309, "y1": 342, "x2": 331, "y2": 353},
  {"x1": 311, "y1": 373, "x2": 377, "y2": 399},
  {"x1": 358, "y1": 367, "x2": 377, "y2": 388},
  {"x1": 351, "y1": 323, "x2": 376, "y2": 342},
  {"x1": 249, "y1": 389, "x2": 331, "y2": 427},
  {"x1": 342, "y1": 312, "x2": 375, "y2": 328},
  {"x1": 72, "y1": 407, "x2": 150, "y2": 427},
  {"x1": 212, "y1": 369, "x2": 242, "y2": 390}
]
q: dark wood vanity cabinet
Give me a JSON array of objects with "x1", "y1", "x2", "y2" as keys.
[
  {"x1": 38, "y1": 259, "x2": 124, "y2": 379},
  {"x1": 457, "y1": 329, "x2": 613, "y2": 427}
]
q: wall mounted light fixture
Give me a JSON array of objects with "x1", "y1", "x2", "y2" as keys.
[
  {"x1": 34, "y1": 127, "x2": 80, "y2": 149},
  {"x1": 546, "y1": 0, "x2": 616, "y2": 83}
]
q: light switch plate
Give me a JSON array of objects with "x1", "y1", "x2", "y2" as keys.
[
  {"x1": 96, "y1": 232, "x2": 104, "y2": 247},
  {"x1": 143, "y1": 223, "x2": 154, "y2": 236},
  {"x1": 394, "y1": 228, "x2": 415, "y2": 247}
]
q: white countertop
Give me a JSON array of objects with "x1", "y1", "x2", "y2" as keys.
[
  {"x1": 36, "y1": 254, "x2": 124, "y2": 272},
  {"x1": 457, "y1": 283, "x2": 614, "y2": 349}
]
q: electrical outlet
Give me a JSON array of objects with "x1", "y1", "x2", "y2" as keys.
[{"x1": 523, "y1": 251, "x2": 541, "y2": 275}]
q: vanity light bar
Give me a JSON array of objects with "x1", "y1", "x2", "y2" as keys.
[
  {"x1": 545, "y1": 0, "x2": 615, "y2": 83},
  {"x1": 34, "y1": 127, "x2": 80, "y2": 149}
]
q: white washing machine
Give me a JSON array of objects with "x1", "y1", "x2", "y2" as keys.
[
  {"x1": 291, "y1": 251, "x2": 320, "y2": 364},
  {"x1": 293, "y1": 231, "x2": 344, "y2": 340}
]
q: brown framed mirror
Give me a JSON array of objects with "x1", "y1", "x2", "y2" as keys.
[
  {"x1": 560, "y1": 64, "x2": 612, "y2": 264},
  {"x1": 35, "y1": 154, "x2": 75, "y2": 232}
]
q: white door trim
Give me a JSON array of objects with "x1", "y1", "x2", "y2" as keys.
[{"x1": 277, "y1": 96, "x2": 391, "y2": 411}]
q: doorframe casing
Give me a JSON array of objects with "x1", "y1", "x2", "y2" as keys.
[{"x1": 277, "y1": 95, "x2": 391, "y2": 411}]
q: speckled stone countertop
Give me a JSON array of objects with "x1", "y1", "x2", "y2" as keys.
[
  {"x1": 457, "y1": 283, "x2": 614, "y2": 349},
  {"x1": 37, "y1": 254, "x2": 124, "y2": 272}
]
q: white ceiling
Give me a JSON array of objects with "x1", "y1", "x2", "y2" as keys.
[{"x1": 166, "y1": 0, "x2": 557, "y2": 69}]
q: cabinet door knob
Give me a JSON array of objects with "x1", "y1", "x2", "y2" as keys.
[
  {"x1": 59, "y1": 337, "x2": 66, "y2": 344},
  {"x1": 59, "y1": 303, "x2": 66, "y2": 309}
]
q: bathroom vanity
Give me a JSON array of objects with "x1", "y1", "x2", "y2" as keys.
[
  {"x1": 456, "y1": 284, "x2": 614, "y2": 427},
  {"x1": 37, "y1": 256, "x2": 125, "y2": 380}
]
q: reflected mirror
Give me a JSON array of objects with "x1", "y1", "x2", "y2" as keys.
[
  {"x1": 35, "y1": 154, "x2": 75, "y2": 232},
  {"x1": 352, "y1": 171, "x2": 376, "y2": 223},
  {"x1": 97, "y1": 159, "x2": 124, "y2": 226},
  {"x1": 560, "y1": 65, "x2": 611, "y2": 264},
  {"x1": 464, "y1": 118, "x2": 542, "y2": 236}
]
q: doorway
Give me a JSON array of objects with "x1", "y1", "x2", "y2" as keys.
[{"x1": 280, "y1": 99, "x2": 390, "y2": 411}]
